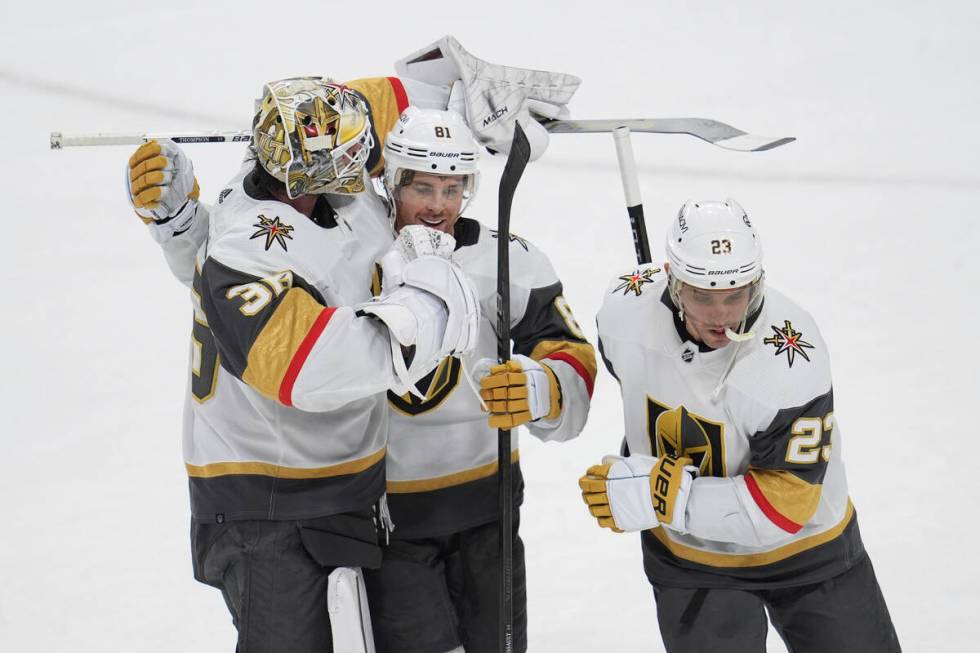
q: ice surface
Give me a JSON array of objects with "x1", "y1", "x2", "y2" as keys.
[{"x1": 4, "y1": 1, "x2": 979, "y2": 650}]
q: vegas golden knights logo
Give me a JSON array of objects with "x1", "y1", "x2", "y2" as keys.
[
  {"x1": 647, "y1": 398, "x2": 727, "y2": 477},
  {"x1": 388, "y1": 357, "x2": 462, "y2": 416}
]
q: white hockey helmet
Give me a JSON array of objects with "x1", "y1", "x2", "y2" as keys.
[
  {"x1": 383, "y1": 107, "x2": 481, "y2": 211},
  {"x1": 253, "y1": 77, "x2": 374, "y2": 198},
  {"x1": 665, "y1": 198, "x2": 765, "y2": 315}
]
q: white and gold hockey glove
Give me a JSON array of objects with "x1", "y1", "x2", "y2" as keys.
[
  {"x1": 579, "y1": 454, "x2": 698, "y2": 533},
  {"x1": 395, "y1": 35, "x2": 581, "y2": 161},
  {"x1": 127, "y1": 139, "x2": 200, "y2": 240},
  {"x1": 474, "y1": 355, "x2": 560, "y2": 429}
]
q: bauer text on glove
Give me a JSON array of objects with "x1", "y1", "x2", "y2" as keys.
[{"x1": 579, "y1": 454, "x2": 698, "y2": 532}]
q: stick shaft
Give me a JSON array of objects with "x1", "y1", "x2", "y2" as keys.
[
  {"x1": 49, "y1": 118, "x2": 794, "y2": 153},
  {"x1": 612, "y1": 127, "x2": 652, "y2": 265},
  {"x1": 50, "y1": 130, "x2": 252, "y2": 149},
  {"x1": 496, "y1": 123, "x2": 530, "y2": 653}
]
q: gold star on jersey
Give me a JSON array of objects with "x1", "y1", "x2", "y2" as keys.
[
  {"x1": 764, "y1": 319, "x2": 815, "y2": 367},
  {"x1": 613, "y1": 268, "x2": 660, "y2": 296},
  {"x1": 251, "y1": 215, "x2": 295, "y2": 251}
]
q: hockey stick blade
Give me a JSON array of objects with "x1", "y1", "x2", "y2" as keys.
[{"x1": 540, "y1": 118, "x2": 795, "y2": 152}]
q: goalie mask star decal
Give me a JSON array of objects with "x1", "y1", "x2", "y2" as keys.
[
  {"x1": 612, "y1": 268, "x2": 660, "y2": 296},
  {"x1": 764, "y1": 319, "x2": 815, "y2": 367},
  {"x1": 251, "y1": 214, "x2": 294, "y2": 251}
]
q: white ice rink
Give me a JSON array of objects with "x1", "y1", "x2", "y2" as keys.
[{"x1": 4, "y1": 1, "x2": 979, "y2": 650}]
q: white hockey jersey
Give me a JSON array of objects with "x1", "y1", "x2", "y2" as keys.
[
  {"x1": 381, "y1": 218, "x2": 595, "y2": 537},
  {"x1": 597, "y1": 264, "x2": 865, "y2": 588},
  {"x1": 144, "y1": 75, "x2": 595, "y2": 534},
  {"x1": 182, "y1": 162, "x2": 397, "y2": 523},
  {"x1": 162, "y1": 209, "x2": 595, "y2": 535}
]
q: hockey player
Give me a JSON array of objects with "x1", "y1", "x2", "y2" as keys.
[
  {"x1": 129, "y1": 76, "x2": 481, "y2": 652},
  {"x1": 131, "y1": 106, "x2": 594, "y2": 652},
  {"x1": 129, "y1": 43, "x2": 595, "y2": 646},
  {"x1": 363, "y1": 107, "x2": 595, "y2": 653},
  {"x1": 579, "y1": 199, "x2": 900, "y2": 652}
]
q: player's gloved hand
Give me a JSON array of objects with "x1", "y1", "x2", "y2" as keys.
[
  {"x1": 395, "y1": 35, "x2": 581, "y2": 162},
  {"x1": 127, "y1": 139, "x2": 200, "y2": 232},
  {"x1": 359, "y1": 244, "x2": 480, "y2": 395},
  {"x1": 579, "y1": 454, "x2": 698, "y2": 533},
  {"x1": 473, "y1": 354, "x2": 560, "y2": 429},
  {"x1": 391, "y1": 224, "x2": 456, "y2": 261}
]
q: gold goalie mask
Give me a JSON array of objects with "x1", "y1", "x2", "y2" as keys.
[{"x1": 253, "y1": 77, "x2": 374, "y2": 198}]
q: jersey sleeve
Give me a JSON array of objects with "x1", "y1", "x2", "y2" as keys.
[
  {"x1": 509, "y1": 245, "x2": 596, "y2": 443},
  {"x1": 146, "y1": 202, "x2": 210, "y2": 288},
  {"x1": 198, "y1": 254, "x2": 400, "y2": 413},
  {"x1": 344, "y1": 77, "x2": 411, "y2": 178},
  {"x1": 685, "y1": 372, "x2": 835, "y2": 546}
]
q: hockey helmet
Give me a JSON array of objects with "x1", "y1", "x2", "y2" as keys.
[
  {"x1": 253, "y1": 77, "x2": 374, "y2": 198},
  {"x1": 383, "y1": 107, "x2": 480, "y2": 214},
  {"x1": 665, "y1": 198, "x2": 765, "y2": 316}
]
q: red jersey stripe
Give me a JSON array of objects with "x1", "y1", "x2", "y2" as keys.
[
  {"x1": 278, "y1": 307, "x2": 338, "y2": 407},
  {"x1": 387, "y1": 77, "x2": 409, "y2": 113},
  {"x1": 544, "y1": 352, "x2": 595, "y2": 397},
  {"x1": 744, "y1": 473, "x2": 804, "y2": 534}
]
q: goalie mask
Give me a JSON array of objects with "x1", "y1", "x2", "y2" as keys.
[
  {"x1": 383, "y1": 107, "x2": 480, "y2": 229},
  {"x1": 253, "y1": 77, "x2": 374, "y2": 198},
  {"x1": 665, "y1": 199, "x2": 764, "y2": 342}
]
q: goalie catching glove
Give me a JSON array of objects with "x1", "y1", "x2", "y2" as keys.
[
  {"x1": 126, "y1": 139, "x2": 200, "y2": 240},
  {"x1": 474, "y1": 355, "x2": 561, "y2": 429},
  {"x1": 579, "y1": 454, "x2": 698, "y2": 533},
  {"x1": 358, "y1": 225, "x2": 480, "y2": 395},
  {"x1": 395, "y1": 35, "x2": 581, "y2": 162}
]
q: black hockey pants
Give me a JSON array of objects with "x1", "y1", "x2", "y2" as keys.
[
  {"x1": 190, "y1": 511, "x2": 380, "y2": 652},
  {"x1": 652, "y1": 553, "x2": 900, "y2": 652},
  {"x1": 363, "y1": 511, "x2": 527, "y2": 653}
]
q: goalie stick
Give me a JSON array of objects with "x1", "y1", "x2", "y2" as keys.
[
  {"x1": 495, "y1": 122, "x2": 531, "y2": 653},
  {"x1": 49, "y1": 117, "x2": 794, "y2": 153}
]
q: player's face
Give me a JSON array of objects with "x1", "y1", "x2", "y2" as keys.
[
  {"x1": 393, "y1": 173, "x2": 466, "y2": 235},
  {"x1": 679, "y1": 284, "x2": 752, "y2": 349}
]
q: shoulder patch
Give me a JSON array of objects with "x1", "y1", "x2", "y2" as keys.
[
  {"x1": 250, "y1": 214, "x2": 295, "y2": 252},
  {"x1": 488, "y1": 228, "x2": 529, "y2": 251},
  {"x1": 612, "y1": 267, "x2": 661, "y2": 296},
  {"x1": 763, "y1": 319, "x2": 816, "y2": 367},
  {"x1": 218, "y1": 188, "x2": 233, "y2": 204}
]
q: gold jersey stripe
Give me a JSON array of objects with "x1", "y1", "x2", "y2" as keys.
[
  {"x1": 650, "y1": 500, "x2": 854, "y2": 568},
  {"x1": 186, "y1": 447, "x2": 386, "y2": 479},
  {"x1": 530, "y1": 340, "x2": 598, "y2": 387},
  {"x1": 345, "y1": 76, "x2": 408, "y2": 176},
  {"x1": 747, "y1": 468, "x2": 823, "y2": 527},
  {"x1": 242, "y1": 288, "x2": 326, "y2": 401},
  {"x1": 387, "y1": 450, "x2": 520, "y2": 494}
]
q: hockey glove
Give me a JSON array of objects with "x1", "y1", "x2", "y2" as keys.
[
  {"x1": 127, "y1": 139, "x2": 200, "y2": 238},
  {"x1": 392, "y1": 224, "x2": 456, "y2": 261},
  {"x1": 395, "y1": 35, "x2": 581, "y2": 161},
  {"x1": 579, "y1": 454, "x2": 698, "y2": 533},
  {"x1": 359, "y1": 249, "x2": 480, "y2": 395},
  {"x1": 474, "y1": 355, "x2": 560, "y2": 429}
]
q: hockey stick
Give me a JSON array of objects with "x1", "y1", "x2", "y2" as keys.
[
  {"x1": 612, "y1": 126, "x2": 652, "y2": 265},
  {"x1": 49, "y1": 131, "x2": 253, "y2": 148},
  {"x1": 495, "y1": 122, "x2": 531, "y2": 653},
  {"x1": 540, "y1": 118, "x2": 794, "y2": 152},
  {"x1": 49, "y1": 118, "x2": 794, "y2": 152}
]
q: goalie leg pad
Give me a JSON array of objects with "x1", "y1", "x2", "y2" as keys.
[{"x1": 328, "y1": 567, "x2": 376, "y2": 653}]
